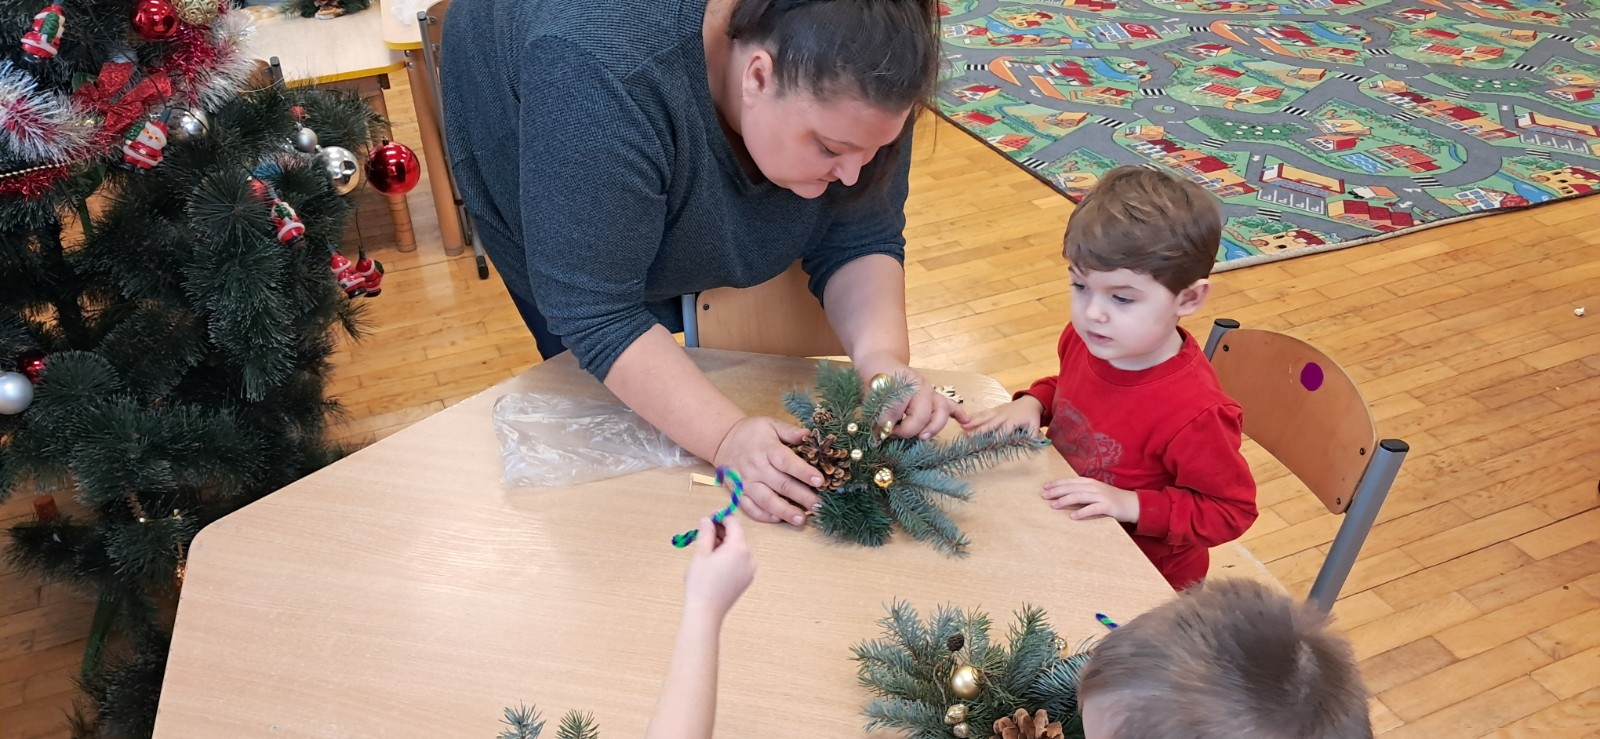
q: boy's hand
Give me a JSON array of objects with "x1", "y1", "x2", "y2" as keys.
[
  {"x1": 683, "y1": 517, "x2": 757, "y2": 622},
  {"x1": 961, "y1": 396, "x2": 1044, "y2": 435},
  {"x1": 1043, "y1": 477, "x2": 1140, "y2": 523}
]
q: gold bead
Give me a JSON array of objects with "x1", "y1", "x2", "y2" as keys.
[
  {"x1": 949, "y1": 664, "x2": 980, "y2": 699},
  {"x1": 850, "y1": 449, "x2": 863, "y2": 461},
  {"x1": 879, "y1": 418, "x2": 895, "y2": 440},
  {"x1": 846, "y1": 422, "x2": 859, "y2": 434},
  {"x1": 944, "y1": 704, "x2": 968, "y2": 725},
  {"x1": 952, "y1": 722, "x2": 970, "y2": 738},
  {"x1": 869, "y1": 373, "x2": 893, "y2": 394},
  {"x1": 874, "y1": 468, "x2": 894, "y2": 489}
]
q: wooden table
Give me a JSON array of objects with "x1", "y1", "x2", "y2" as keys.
[
  {"x1": 154, "y1": 350, "x2": 1173, "y2": 737},
  {"x1": 242, "y1": 7, "x2": 417, "y2": 251}
]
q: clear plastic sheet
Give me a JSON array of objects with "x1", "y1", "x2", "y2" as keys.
[{"x1": 491, "y1": 393, "x2": 694, "y2": 487}]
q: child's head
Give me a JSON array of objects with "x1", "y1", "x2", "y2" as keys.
[
  {"x1": 1063, "y1": 166, "x2": 1221, "y2": 369},
  {"x1": 1077, "y1": 579, "x2": 1373, "y2": 739}
]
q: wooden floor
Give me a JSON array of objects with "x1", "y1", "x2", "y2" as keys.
[{"x1": 4, "y1": 74, "x2": 1599, "y2": 737}]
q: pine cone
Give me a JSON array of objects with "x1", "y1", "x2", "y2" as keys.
[
  {"x1": 812, "y1": 406, "x2": 834, "y2": 427},
  {"x1": 790, "y1": 428, "x2": 852, "y2": 491},
  {"x1": 947, "y1": 634, "x2": 965, "y2": 652},
  {"x1": 992, "y1": 709, "x2": 1064, "y2": 739}
]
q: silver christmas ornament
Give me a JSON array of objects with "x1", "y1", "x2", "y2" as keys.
[
  {"x1": 0, "y1": 372, "x2": 34, "y2": 415},
  {"x1": 320, "y1": 145, "x2": 361, "y2": 196},
  {"x1": 168, "y1": 108, "x2": 209, "y2": 142},
  {"x1": 293, "y1": 125, "x2": 319, "y2": 153}
]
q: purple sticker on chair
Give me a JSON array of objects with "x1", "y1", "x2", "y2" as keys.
[{"x1": 1300, "y1": 362, "x2": 1324, "y2": 391}]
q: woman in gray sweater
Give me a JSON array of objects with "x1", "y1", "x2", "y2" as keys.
[{"x1": 442, "y1": 0, "x2": 965, "y2": 527}]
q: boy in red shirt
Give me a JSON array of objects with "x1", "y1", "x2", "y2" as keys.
[{"x1": 965, "y1": 166, "x2": 1256, "y2": 590}]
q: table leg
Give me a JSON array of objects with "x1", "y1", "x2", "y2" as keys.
[
  {"x1": 404, "y1": 51, "x2": 465, "y2": 257},
  {"x1": 358, "y1": 78, "x2": 418, "y2": 253}
]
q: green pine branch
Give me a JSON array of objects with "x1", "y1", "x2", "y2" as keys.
[
  {"x1": 886, "y1": 486, "x2": 969, "y2": 557},
  {"x1": 556, "y1": 711, "x2": 600, "y2": 739},
  {"x1": 921, "y1": 427, "x2": 1049, "y2": 477},
  {"x1": 499, "y1": 705, "x2": 545, "y2": 739}
]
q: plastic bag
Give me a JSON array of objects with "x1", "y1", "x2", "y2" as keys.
[{"x1": 491, "y1": 392, "x2": 694, "y2": 487}]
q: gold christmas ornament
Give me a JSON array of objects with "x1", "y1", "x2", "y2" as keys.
[
  {"x1": 993, "y1": 709, "x2": 1065, "y2": 739},
  {"x1": 873, "y1": 468, "x2": 895, "y2": 489},
  {"x1": 879, "y1": 418, "x2": 895, "y2": 441},
  {"x1": 944, "y1": 704, "x2": 968, "y2": 725},
  {"x1": 949, "y1": 664, "x2": 980, "y2": 699},
  {"x1": 869, "y1": 372, "x2": 893, "y2": 394},
  {"x1": 850, "y1": 448, "x2": 863, "y2": 461},
  {"x1": 173, "y1": 0, "x2": 220, "y2": 25},
  {"x1": 952, "y1": 723, "x2": 970, "y2": 738},
  {"x1": 846, "y1": 422, "x2": 859, "y2": 434}
]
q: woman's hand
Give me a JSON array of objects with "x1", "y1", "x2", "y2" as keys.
[
  {"x1": 713, "y1": 417, "x2": 823, "y2": 526},
  {"x1": 856, "y1": 358, "x2": 969, "y2": 440}
]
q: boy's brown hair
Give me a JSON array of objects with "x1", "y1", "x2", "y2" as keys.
[
  {"x1": 1064, "y1": 165, "x2": 1222, "y2": 295},
  {"x1": 1077, "y1": 578, "x2": 1372, "y2": 739}
]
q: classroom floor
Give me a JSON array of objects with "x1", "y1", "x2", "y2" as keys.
[{"x1": 2, "y1": 73, "x2": 1597, "y2": 738}]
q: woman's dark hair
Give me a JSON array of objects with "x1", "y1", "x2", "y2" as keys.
[{"x1": 728, "y1": 0, "x2": 940, "y2": 197}]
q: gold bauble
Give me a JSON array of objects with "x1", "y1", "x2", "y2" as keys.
[
  {"x1": 873, "y1": 468, "x2": 895, "y2": 488},
  {"x1": 879, "y1": 418, "x2": 895, "y2": 440},
  {"x1": 174, "y1": 0, "x2": 221, "y2": 25},
  {"x1": 850, "y1": 448, "x2": 863, "y2": 461},
  {"x1": 952, "y1": 722, "x2": 970, "y2": 738},
  {"x1": 949, "y1": 664, "x2": 980, "y2": 699},
  {"x1": 869, "y1": 372, "x2": 893, "y2": 394},
  {"x1": 846, "y1": 422, "x2": 860, "y2": 434},
  {"x1": 944, "y1": 704, "x2": 968, "y2": 725}
]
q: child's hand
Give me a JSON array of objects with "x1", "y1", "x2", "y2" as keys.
[
  {"x1": 1043, "y1": 477, "x2": 1140, "y2": 523},
  {"x1": 961, "y1": 396, "x2": 1044, "y2": 435},
  {"x1": 683, "y1": 517, "x2": 757, "y2": 622}
]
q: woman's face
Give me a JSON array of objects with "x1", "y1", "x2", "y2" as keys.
[{"x1": 738, "y1": 54, "x2": 911, "y2": 199}]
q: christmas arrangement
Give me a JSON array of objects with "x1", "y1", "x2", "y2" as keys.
[
  {"x1": 853, "y1": 601, "x2": 1092, "y2": 739},
  {"x1": 2, "y1": 0, "x2": 416, "y2": 733},
  {"x1": 784, "y1": 363, "x2": 1047, "y2": 556}
]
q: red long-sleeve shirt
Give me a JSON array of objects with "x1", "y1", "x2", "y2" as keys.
[{"x1": 1018, "y1": 325, "x2": 1257, "y2": 590}]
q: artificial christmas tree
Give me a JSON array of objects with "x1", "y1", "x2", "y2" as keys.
[{"x1": 2, "y1": 1, "x2": 385, "y2": 733}]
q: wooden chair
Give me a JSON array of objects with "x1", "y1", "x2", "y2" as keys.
[
  {"x1": 681, "y1": 262, "x2": 847, "y2": 357},
  {"x1": 415, "y1": 0, "x2": 489, "y2": 279},
  {"x1": 1203, "y1": 318, "x2": 1409, "y2": 613}
]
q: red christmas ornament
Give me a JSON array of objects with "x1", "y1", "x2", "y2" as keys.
[
  {"x1": 131, "y1": 0, "x2": 179, "y2": 40},
  {"x1": 33, "y1": 494, "x2": 60, "y2": 522},
  {"x1": 353, "y1": 257, "x2": 385, "y2": 297},
  {"x1": 289, "y1": 106, "x2": 307, "y2": 122},
  {"x1": 20, "y1": 4, "x2": 67, "y2": 59},
  {"x1": 364, "y1": 140, "x2": 421, "y2": 195},
  {"x1": 270, "y1": 199, "x2": 306, "y2": 245},
  {"x1": 330, "y1": 252, "x2": 366, "y2": 298},
  {"x1": 121, "y1": 119, "x2": 169, "y2": 170},
  {"x1": 17, "y1": 349, "x2": 47, "y2": 383}
]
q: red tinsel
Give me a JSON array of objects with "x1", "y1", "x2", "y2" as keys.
[
  {"x1": 72, "y1": 61, "x2": 174, "y2": 149},
  {"x1": 0, "y1": 164, "x2": 70, "y2": 198},
  {"x1": 166, "y1": 24, "x2": 224, "y2": 108}
]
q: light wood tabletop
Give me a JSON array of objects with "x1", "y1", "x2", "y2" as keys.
[
  {"x1": 154, "y1": 349, "x2": 1173, "y2": 738},
  {"x1": 242, "y1": 6, "x2": 405, "y2": 85},
  {"x1": 378, "y1": 0, "x2": 426, "y2": 50}
]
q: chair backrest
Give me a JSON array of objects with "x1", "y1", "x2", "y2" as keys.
[
  {"x1": 688, "y1": 262, "x2": 847, "y2": 357},
  {"x1": 1203, "y1": 321, "x2": 1377, "y2": 514}
]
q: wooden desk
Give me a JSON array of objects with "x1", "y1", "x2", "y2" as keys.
[
  {"x1": 242, "y1": 8, "x2": 418, "y2": 251},
  {"x1": 154, "y1": 350, "x2": 1173, "y2": 737}
]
